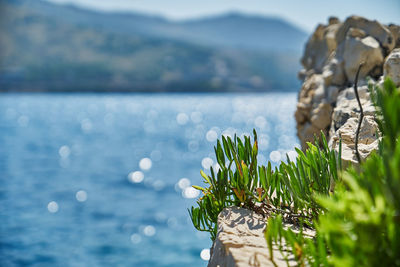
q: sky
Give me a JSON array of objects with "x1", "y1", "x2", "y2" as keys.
[{"x1": 47, "y1": 0, "x2": 400, "y2": 31}]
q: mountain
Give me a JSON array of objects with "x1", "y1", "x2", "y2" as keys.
[
  {"x1": 179, "y1": 13, "x2": 307, "y2": 51},
  {"x1": 0, "y1": 0, "x2": 308, "y2": 92}
]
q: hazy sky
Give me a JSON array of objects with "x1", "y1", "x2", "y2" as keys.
[{"x1": 47, "y1": 0, "x2": 400, "y2": 31}]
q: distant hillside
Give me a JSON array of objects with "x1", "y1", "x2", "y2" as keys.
[
  {"x1": 0, "y1": 0, "x2": 308, "y2": 92},
  {"x1": 179, "y1": 13, "x2": 307, "y2": 51}
]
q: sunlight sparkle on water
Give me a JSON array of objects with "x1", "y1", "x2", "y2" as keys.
[
  {"x1": 176, "y1": 113, "x2": 189, "y2": 125},
  {"x1": 130, "y1": 234, "x2": 142, "y2": 244},
  {"x1": 139, "y1": 158, "x2": 152, "y2": 171},
  {"x1": 59, "y1": 145, "x2": 71, "y2": 158},
  {"x1": 206, "y1": 129, "x2": 218, "y2": 142},
  {"x1": 269, "y1": 151, "x2": 281, "y2": 162},
  {"x1": 128, "y1": 171, "x2": 144, "y2": 183},
  {"x1": 47, "y1": 201, "x2": 59, "y2": 213},
  {"x1": 201, "y1": 157, "x2": 213, "y2": 170},
  {"x1": 81, "y1": 118, "x2": 93, "y2": 133},
  {"x1": 177, "y1": 178, "x2": 191, "y2": 190},
  {"x1": 143, "y1": 225, "x2": 156, "y2": 236},
  {"x1": 200, "y1": 248, "x2": 211, "y2": 261},
  {"x1": 0, "y1": 93, "x2": 299, "y2": 266},
  {"x1": 75, "y1": 190, "x2": 88, "y2": 202},
  {"x1": 183, "y1": 187, "x2": 200, "y2": 199}
]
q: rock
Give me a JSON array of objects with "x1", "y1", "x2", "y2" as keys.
[
  {"x1": 295, "y1": 72, "x2": 338, "y2": 149},
  {"x1": 295, "y1": 102, "x2": 310, "y2": 124},
  {"x1": 336, "y1": 16, "x2": 395, "y2": 53},
  {"x1": 326, "y1": 86, "x2": 339, "y2": 104},
  {"x1": 388, "y1": 24, "x2": 400, "y2": 48},
  {"x1": 312, "y1": 82, "x2": 326, "y2": 103},
  {"x1": 301, "y1": 23, "x2": 340, "y2": 72},
  {"x1": 298, "y1": 68, "x2": 315, "y2": 81},
  {"x1": 298, "y1": 74, "x2": 325, "y2": 107},
  {"x1": 328, "y1": 16, "x2": 340, "y2": 25},
  {"x1": 301, "y1": 24, "x2": 329, "y2": 72},
  {"x1": 343, "y1": 36, "x2": 384, "y2": 82},
  {"x1": 329, "y1": 116, "x2": 379, "y2": 164},
  {"x1": 325, "y1": 24, "x2": 341, "y2": 54},
  {"x1": 208, "y1": 207, "x2": 297, "y2": 267},
  {"x1": 298, "y1": 122, "x2": 325, "y2": 149},
  {"x1": 310, "y1": 102, "x2": 332, "y2": 129},
  {"x1": 295, "y1": 74, "x2": 332, "y2": 147},
  {"x1": 296, "y1": 16, "x2": 393, "y2": 160},
  {"x1": 347, "y1": 27, "x2": 366, "y2": 39},
  {"x1": 384, "y1": 48, "x2": 400, "y2": 86},
  {"x1": 328, "y1": 84, "x2": 379, "y2": 164},
  {"x1": 331, "y1": 86, "x2": 375, "y2": 127},
  {"x1": 322, "y1": 57, "x2": 346, "y2": 86}
]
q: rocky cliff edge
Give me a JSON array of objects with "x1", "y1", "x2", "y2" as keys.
[
  {"x1": 295, "y1": 16, "x2": 400, "y2": 164},
  {"x1": 207, "y1": 16, "x2": 400, "y2": 267}
]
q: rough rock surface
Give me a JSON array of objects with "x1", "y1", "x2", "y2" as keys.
[
  {"x1": 342, "y1": 36, "x2": 383, "y2": 82},
  {"x1": 296, "y1": 16, "x2": 399, "y2": 164},
  {"x1": 335, "y1": 16, "x2": 395, "y2": 52},
  {"x1": 208, "y1": 207, "x2": 298, "y2": 267},
  {"x1": 384, "y1": 48, "x2": 400, "y2": 86},
  {"x1": 328, "y1": 86, "x2": 379, "y2": 163},
  {"x1": 388, "y1": 24, "x2": 400, "y2": 48}
]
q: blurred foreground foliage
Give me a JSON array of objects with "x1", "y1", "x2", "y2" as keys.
[{"x1": 189, "y1": 78, "x2": 400, "y2": 266}]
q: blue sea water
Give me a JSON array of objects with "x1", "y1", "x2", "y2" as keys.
[{"x1": 0, "y1": 93, "x2": 299, "y2": 267}]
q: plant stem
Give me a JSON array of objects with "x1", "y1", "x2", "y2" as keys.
[{"x1": 354, "y1": 62, "x2": 364, "y2": 164}]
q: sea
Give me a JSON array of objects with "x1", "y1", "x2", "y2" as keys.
[{"x1": 0, "y1": 93, "x2": 299, "y2": 267}]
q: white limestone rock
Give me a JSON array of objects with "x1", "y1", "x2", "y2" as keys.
[
  {"x1": 301, "y1": 23, "x2": 340, "y2": 72},
  {"x1": 329, "y1": 116, "x2": 379, "y2": 164},
  {"x1": 322, "y1": 57, "x2": 346, "y2": 86},
  {"x1": 295, "y1": 74, "x2": 332, "y2": 147},
  {"x1": 336, "y1": 16, "x2": 395, "y2": 52},
  {"x1": 311, "y1": 102, "x2": 332, "y2": 129},
  {"x1": 328, "y1": 85, "x2": 379, "y2": 164},
  {"x1": 384, "y1": 48, "x2": 400, "y2": 86},
  {"x1": 208, "y1": 207, "x2": 300, "y2": 267},
  {"x1": 343, "y1": 36, "x2": 384, "y2": 83},
  {"x1": 295, "y1": 16, "x2": 393, "y2": 160}
]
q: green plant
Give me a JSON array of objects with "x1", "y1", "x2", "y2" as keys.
[
  {"x1": 266, "y1": 78, "x2": 400, "y2": 266},
  {"x1": 189, "y1": 74, "x2": 399, "y2": 265},
  {"x1": 189, "y1": 127, "x2": 342, "y2": 241},
  {"x1": 189, "y1": 131, "x2": 260, "y2": 241}
]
